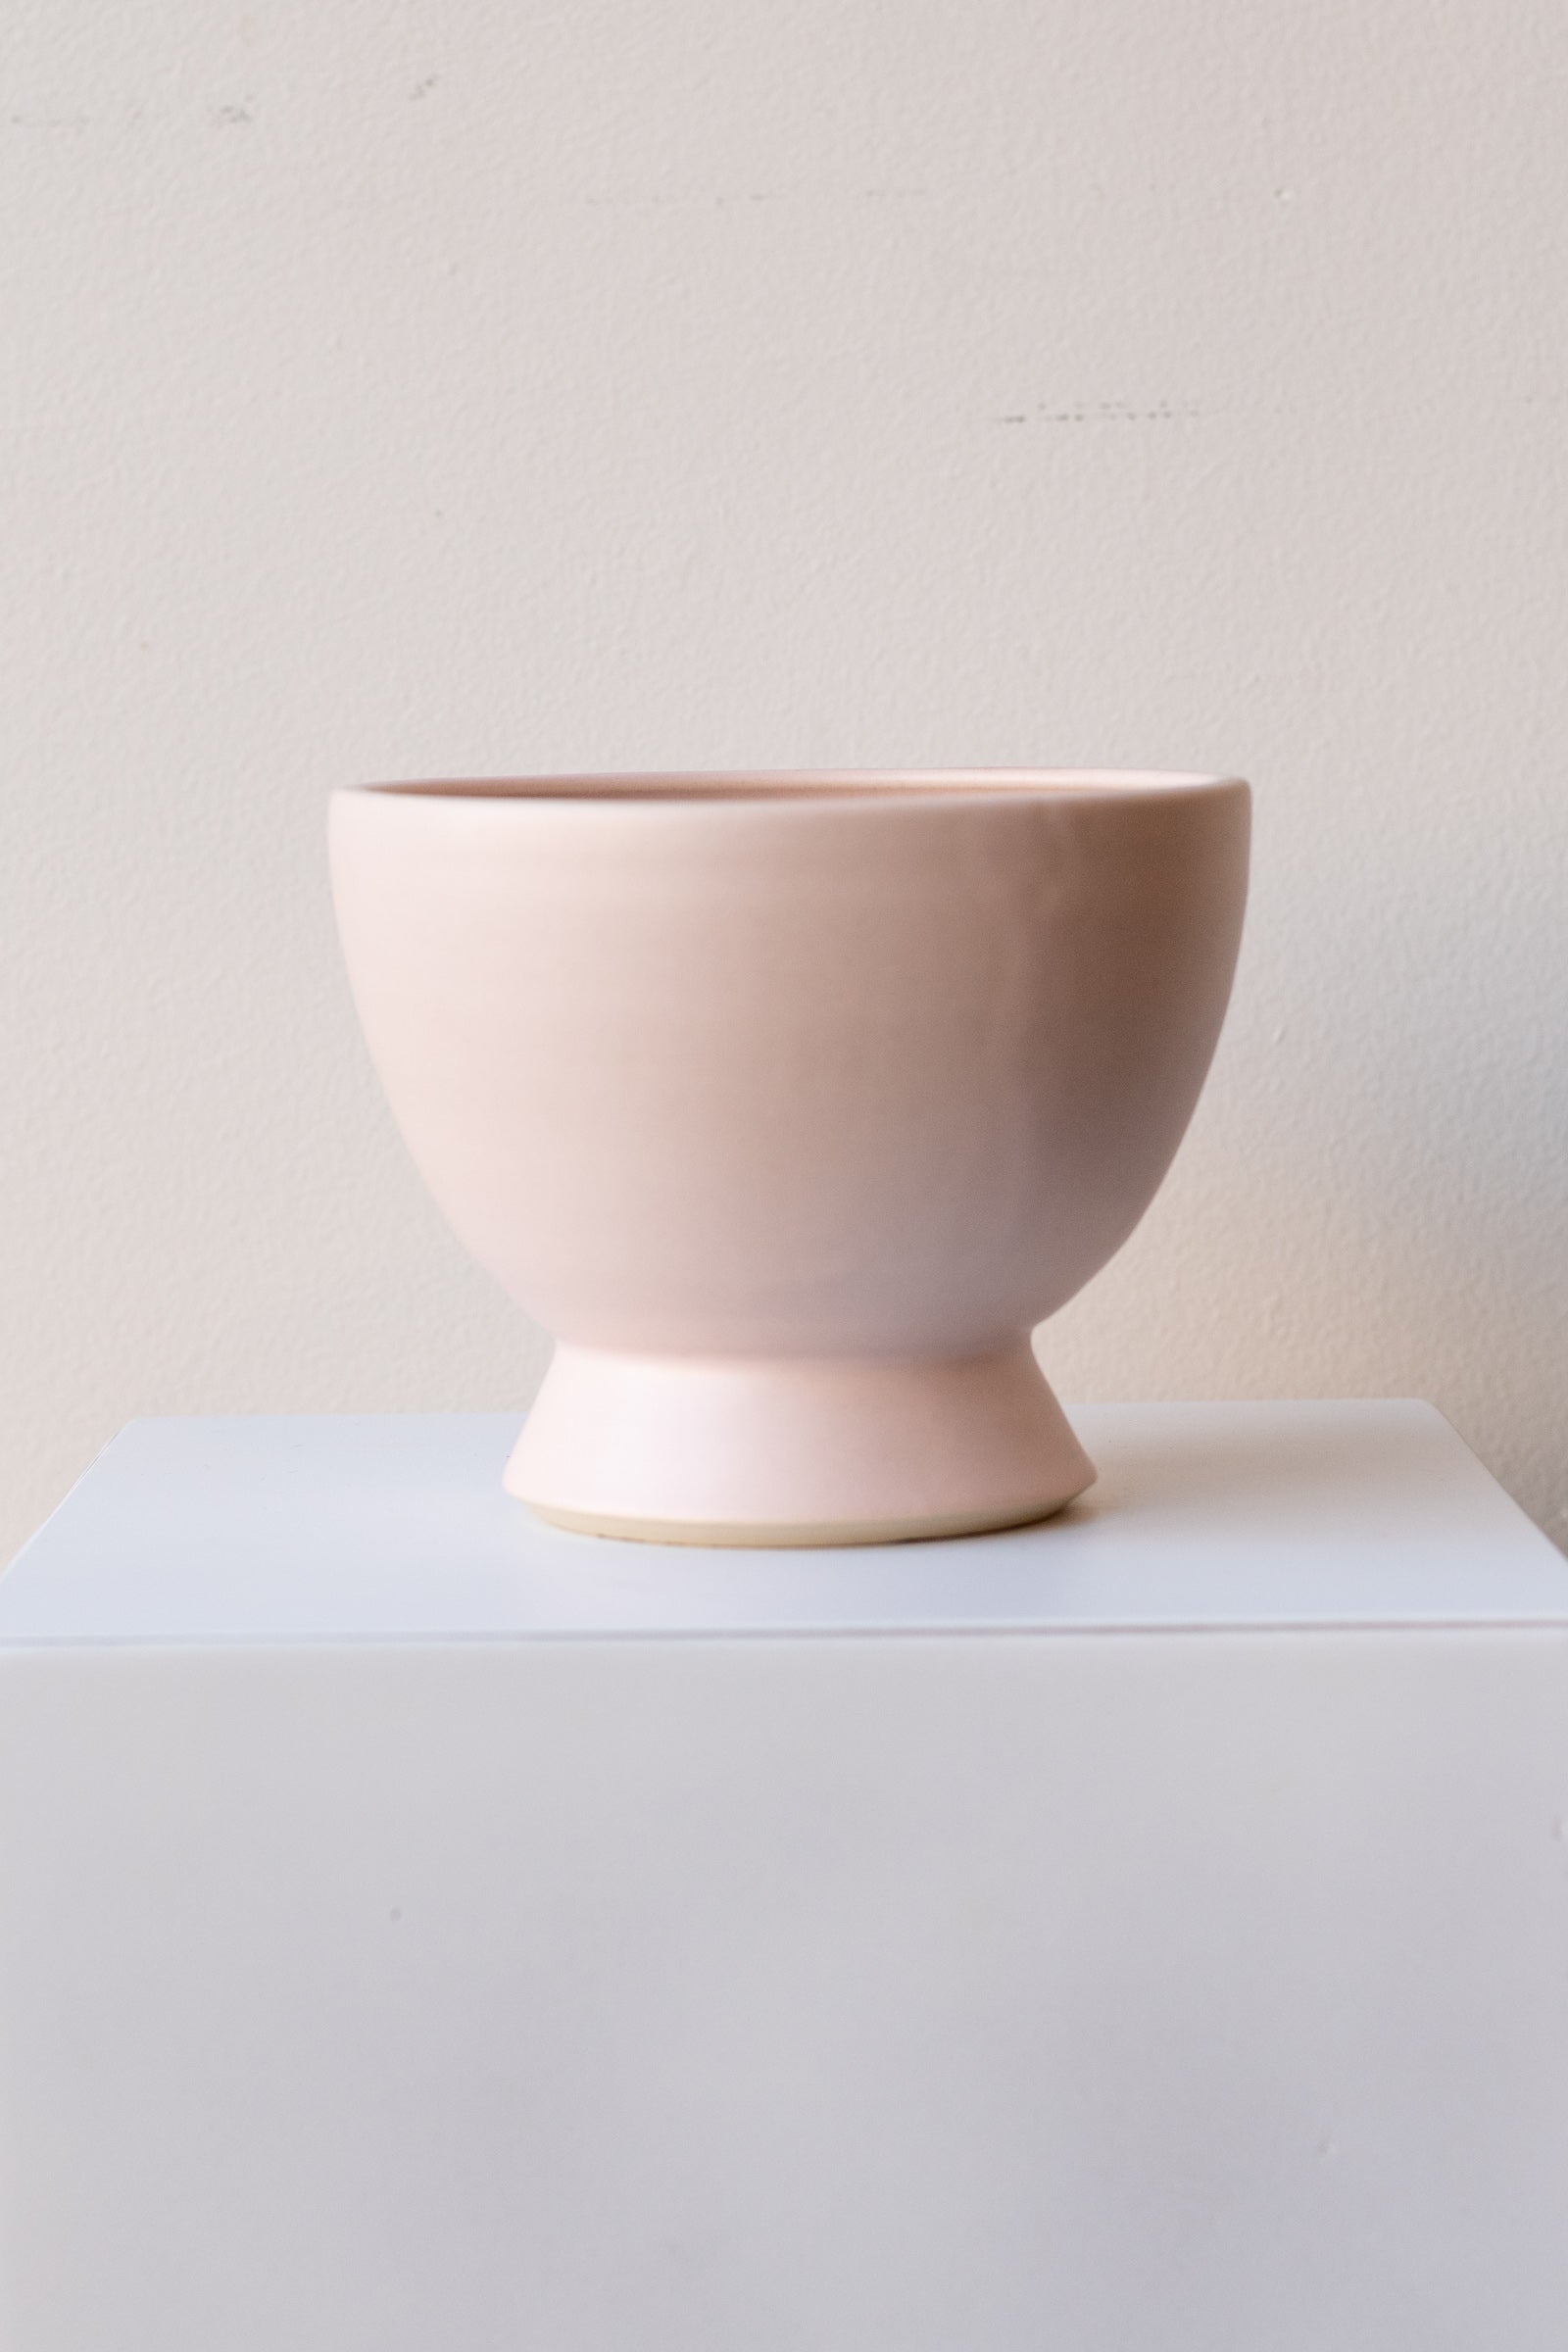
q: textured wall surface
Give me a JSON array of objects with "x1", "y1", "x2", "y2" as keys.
[{"x1": 3, "y1": 0, "x2": 1565, "y2": 1563}]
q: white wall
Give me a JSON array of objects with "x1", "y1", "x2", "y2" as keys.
[{"x1": 4, "y1": 0, "x2": 1565, "y2": 1563}]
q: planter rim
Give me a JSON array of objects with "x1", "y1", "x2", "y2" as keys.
[{"x1": 335, "y1": 769, "x2": 1248, "y2": 807}]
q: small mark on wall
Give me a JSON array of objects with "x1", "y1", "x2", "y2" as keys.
[
  {"x1": 210, "y1": 101, "x2": 254, "y2": 126},
  {"x1": 410, "y1": 75, "x2": 439, "y2": 101},
  {"x1": 998, "y1": 399, "x2": 1204, "y2": 426},
  {"x1": 581, "y1": 183, "x2": 929, "y2": 213}
]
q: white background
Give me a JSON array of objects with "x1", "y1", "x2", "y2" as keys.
[{"x1": 3, "y1": 0, "x2": 1565, "y2": 1562}]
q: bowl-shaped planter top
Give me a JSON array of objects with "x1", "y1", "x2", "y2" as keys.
[{"x1": 330, "y1": 771, "x2": 1250, "y2": 1545}]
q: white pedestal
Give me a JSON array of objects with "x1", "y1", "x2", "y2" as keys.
[{"x1": 2, "y1": 1402, "x2": 1566, "y2": 2351}]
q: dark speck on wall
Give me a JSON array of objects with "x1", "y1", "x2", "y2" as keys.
[{"x1": 999, "y1": 399, "x2": 1203, "y2": 426}]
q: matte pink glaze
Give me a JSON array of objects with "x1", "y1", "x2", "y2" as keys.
[{"x1": 329, "y1": 771, "x2": 1250, "y2": 1544}]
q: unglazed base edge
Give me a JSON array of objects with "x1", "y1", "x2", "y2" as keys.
[
  {"x1": 505, "y1": 1341, "x2": 1096, "y2": 1548},
  {"x1": 523, "y1": 1494, "x2": 1083, "y2": 1549}
]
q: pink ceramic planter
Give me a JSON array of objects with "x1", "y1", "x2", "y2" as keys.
[{"x1": 330, "y1": 772, "x2": 1250, "y2": 1545}]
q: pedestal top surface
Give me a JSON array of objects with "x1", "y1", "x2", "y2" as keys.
[{"x1": 1, "y1": 1402, "x2": 1563, "y2": 1645}]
